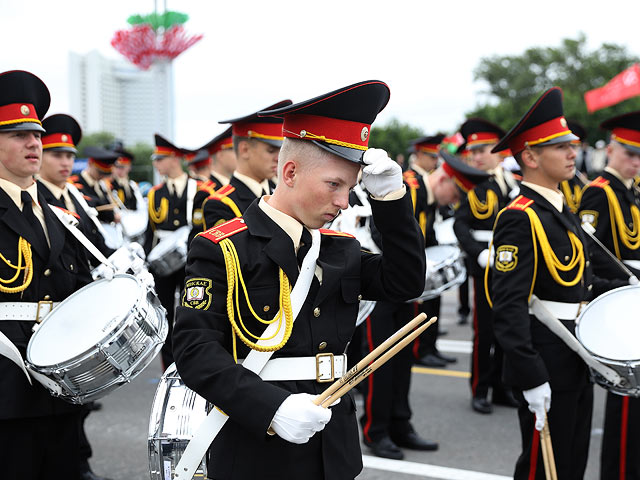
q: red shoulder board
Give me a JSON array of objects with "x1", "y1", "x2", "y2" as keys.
[
  {"x1": 67, "y1": 175, "x2": 79, "y2": 183},
  {"x1": 403, "y1": 171, "x2": 420, "y2": 189},
  {"x1": 82, "y1": 194, "x2": 92, "y2": 201},
  {"x1": 512, "y1": 173, "x2": 523, "y2": 181},
  {"x1": 507, "y1": 195, "x2": 534, "y2": 211},
  {"x1": 208, "y1": 184, "x2": 235, "y2": 200},
  {"x1": 151, "y1": 183, "x2": 163, "y2": 191},
  {"x1": 198, "y1": 179, "x2": 218, "y2": 192},
  {"x1": 588, "y1": 176, "x2": 609, "y2": 188},
  {"x1": 53, "y1": 206, "x2": 80, "y2": 219},
  {"x1": 198, "y1": 217, "x2": 247, "y2": 244},
  {"x1": 319, "y1": 228, "x2": 355, "y2": 239}
]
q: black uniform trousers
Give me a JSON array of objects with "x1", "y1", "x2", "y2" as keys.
[
  {"x1": 470, "y1": 276, "x2": 505, "y2": 401},
  {"x1": 154, "y1": 267, "x2": 186, "y2": 369},
  {"x1": 360, "y1": 301, "x2": 414, "y2": 443},
  {"x1": 513, "y1": 385, "x2": 593, "y2": 480},
  {"x1": 601, "y1": 394, "x2": 640, "y2": 480},
  {"x1": 411, "y1": 297, "x2": 440, "y2": 360}
]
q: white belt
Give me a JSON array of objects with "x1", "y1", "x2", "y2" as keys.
[
  {"x1": 239, "y1": 353, "x2": 347, "y2": 383},
  {"x1": 0, "y1": 301, "x2": 59, "y2": 322},
  {"x1": 528, "y1": 300, "x2": 582, "y2": 320},
  {"x1": 623, "y1": 259, "x2": 640, "y2": 270},
  {"x1": 471, "y1": 230, "x2": 493, "y2": 243}
]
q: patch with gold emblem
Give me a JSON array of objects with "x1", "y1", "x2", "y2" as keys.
[
  {"x1": 182, "y1": 278, "x2": 213, "y2": 309},
  {"x1": 580, "y1": 210, "x2": 598, "y2": 229},
  {"x1": 495, "y1": 245, "x2": 518, "y2": 272}
]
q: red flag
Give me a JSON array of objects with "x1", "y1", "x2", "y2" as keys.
[{"x1": 585, "y1": 64, "x2": 640, "y2": 113}]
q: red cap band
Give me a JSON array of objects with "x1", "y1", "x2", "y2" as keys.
[
  {"x1": 209, "y1": 137, "x2": 233, "y2": 155},
  {"x1": 510, "y1": 116, "x2": 571, "y2": 154},
  {"x1": 282, "y1": 114, "x2": 371, "y2": 150},
  {"x1": 154, "y1": 146, "x2": 182, "y2": 157},
  {"x1": 90, "y1": 158, "x2": 113, "y2": 173},
  {"x1": 611, "y1": 128, "x2": 640, "y2": 149},
  {"x1": 466, "y1": 132, "x2": 501, "y2": 147},
  {"x1": 42, "y1": 132, "x2": 75, "y2": 150},
  {"x1": 0, "y1": 103, "x2": 41, "y2": 127},
  {"x1": 442, "y1": 162, "x2": 474, "y2": 193},
  {"x1": 232, "y1": 122, "x2": 284, "y2": 141}
]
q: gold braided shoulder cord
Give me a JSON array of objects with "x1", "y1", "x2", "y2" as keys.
[
  {"x1": 0, "y1": 238, "x2": 34, "y2": 293},
  {"x1": 603, "y1": 185, "x2": 640, "y2": 257},
  {"x1": 560, "y1": 181, "x2": 582, "y2": 214},
  {"x1": 468, "y1": 189, "x2": 498, "y2": 220},
  {"x1": 148, "y1": 188, "x2": 168, "y2": 224},
  {"x1": 219, "y1": 238, "x2": 293, "y2": 362}
]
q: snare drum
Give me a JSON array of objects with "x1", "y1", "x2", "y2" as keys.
[
  {"x1": 411, "y1": 245, "x2": 466, "y2": 302},
  {"x1": 147, "y1": 226, "x2": 190, "y2": 277},
  {"x1": 576, "y1": 285, "x2": 640, "y2": 397},
  {"x1": 148, "y1": 363, "x2": 208, "y2": 480},
  {"x1": 120, "y1": 208, "x2": 148, "y2": 244},
  {"x1": 26, "y1": 274, "x2": 167, "y2": 404}
]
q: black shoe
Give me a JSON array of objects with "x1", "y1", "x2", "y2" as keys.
[
  {"x1": 80, "y1": 471, "x2": 114, "y2": 480},
  {"x1": 364, "y1": 436, "x2": 404, "y2": 460},
  {"x1": 433, "y1": 350, "x2": 457, "y2": 364},
  {"x1": 391, "y1": 431, "x2": 438, "y2": 451},
  {"x1": 416, "y1": 353, "x2": 447, "y2": 368},
  {"x1": 472, "y1": 397, "x2": 493, "y2": 414},
  {"x1": 493, "y1": 389, "x2": 519, "y2": 408},
  {"x1": 457, "y1": 314, "x2": 469, "y2": 325}
]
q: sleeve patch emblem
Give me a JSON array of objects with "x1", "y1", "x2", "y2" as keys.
[
  {"x1": 182, "y1": 278, "x2": 213, "y2": 309},
  {"x1": 495, "y1": 245, "x2": 518, "y2": 272},
  {"x1": 580, "y1": 210, "x2": 598, "y2": 229}
]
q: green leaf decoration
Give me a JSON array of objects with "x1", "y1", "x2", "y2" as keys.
[{"x1": 126, "y1": 11, "x2": 190, "y2": 30}]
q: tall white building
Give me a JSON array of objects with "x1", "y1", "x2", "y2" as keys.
[{"x1": 69, "y1": 50, "x2": 174, "y2": 146}]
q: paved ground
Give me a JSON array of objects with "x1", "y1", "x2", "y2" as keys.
[{"x1": 85, "y1": 288, "x2": 607, "y2": 479}]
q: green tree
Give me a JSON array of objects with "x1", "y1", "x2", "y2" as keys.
[
  {"x1": 469, "y1": 34, "x2": 640, "y2": 145},
  {"x1": 369, "y1": 118, "x2": 424, "y2": 160},
  {"x1": 76, "y1": 131, "x2": 115, "y2": 157},
  {"x1": 128, "y1": 142, "x2": 154, "y2": 184}
]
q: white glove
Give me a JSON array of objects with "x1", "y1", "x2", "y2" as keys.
[
  {"x1": 523, "y1": 382, "x2": 551, "y2": 431},
  {"x1": 270, "y1": 393, "x2": 331, "y2": 444},
  {"x1": 629, "y1": 276, "x2": 639, "y2": 285},
  {"x1": 361, "y1": 148, "x2": 402, "y2": 198},
  {"x1": 477, "y1": 248, "x2": 494, "y2": 269}
]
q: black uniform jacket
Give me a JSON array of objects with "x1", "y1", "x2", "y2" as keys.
[
  {"x1": 144, "y1": 182, "x2": 191, "y2": 255},
  {"x1": 404, "y1": 168, "x2": 437, "y2": 248},
  {"x1": 188, "y1": 178, "x2": 219, "y2": 245},
  {"x1": 69, "y1": 172, "x2": 115, "y2": 223},
  {"x1": 0, "y1": 187, "x2": 92, "y2": 419},
  {"x1": 490, "y1": 185, "x2": 624, "y2": 392},
  {"x1": 37, "y1": 180, "x2": 113, "y2": 258},
  {"x1": 454, "y1": 175, "x2": 512, "y2": 277},
  {"x1": 110, "y1": 178, "x2": 138, "y2": 210},
  {"x1": 578, "y1": 171, "x2": 640, "y2": 279},
  {"x1": 559, "y1": 173, "x2": 586, "y2": 214},
  {"x1": 173, "y1": 193, "x2": 425, "y2": 480},
  {"x1": 201, "y1": 176, "x2": 275, "y2": 231}
]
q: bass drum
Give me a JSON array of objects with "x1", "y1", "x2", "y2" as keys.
[
  {"x1": 148, "y1": 363, "x2": 208, "y2": 480},
  {"x1": 576, "y1": 285, "x2": 640, "y2": 397}
]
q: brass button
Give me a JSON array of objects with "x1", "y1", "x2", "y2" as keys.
[
  {"x1": 318, "y1": 341, "x2": 327, "y2": 350},
  {"x1": 174, "y1": 208, "x2": 180, "y2": 214},
  {"x1": 313, "y1": 307, "x2": 321, "y2": 317},
  {"x1": 588, "y1": 285, "x2": 593, "y2": 291},
  {"x1": 263, "y1": 305, "x2": 270, "y2": 312},
  {"x1": 358, "y1": 294, "x2": 362, "y2": 301},
  {"x1": 586, "y1": 261, "x2": 590, "y2": 267},
  {"x1": 360, "y1": 126, "x2": 369, "y2": 141},
  {"x1": 564, "y1": 255, "x2": 570, "y2": 261},
  {"x1": 69, "y1": 264, "x2": 74, "y2": 271},
  {"x1": 44, "y1": 269, "x2": 51, "y2": 277},
  {"x1": 173, "y1": 219, "x2": 180, "y2": 226},
  {"x1": 43, "y1": 295, "x2": 51, "y2": 300}
]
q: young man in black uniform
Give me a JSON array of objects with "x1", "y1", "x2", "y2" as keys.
[
  {"x1": 173, "y1": 80, "x2": 426, "y2": 480},
  {"x1": 145, "y1": 134, "x2": 198, "y2": 369},
  {"x1": 489, "y1": 87, "x2": 627, "y2": 480},
  {"x1": 360, "y1": 151, "x2": 489, "y2": 460},
  {"x1": 109, "y1": 142, "x2": 139, "y2": 210},
  {"x1": 559, "y1": 120, "x2": 588, "y2": 214},
  {"x1": 578, "y1": 111, "x2": 640, "y2": 480},
  {"x1": 0, "y1": 70, "x2": 93, "y2": 480},
  {"x1": 403, "y1": 135, "x2": 457, "y2": 368},
  {"x1": 200, "y1": 100, "x2": 291, "y2": 230},
  {"x1": 454, "y1": 118, "x2": 519, "y2": 414}
]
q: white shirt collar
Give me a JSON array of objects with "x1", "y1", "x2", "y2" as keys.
[
  {"x1": 521, "y1": 181, "x2": 564, "y2": 212},
  {"x1": 604, "y1": 166, "x2": 634, "y2": 189},
  {"x1": 234, "y1": 171, "x2": 270, "y2": 198},
  {"x1": 259, "y1": 196, "x2": 305, "y2": 250}
]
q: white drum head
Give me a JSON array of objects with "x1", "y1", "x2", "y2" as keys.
[
  {"x1": 28, "y1": 275, "x2": 140, "y2": 366},
  {"x1": 426, "y1": 245, "x2": 459, "y2": 268},
  {"x1": 577, "y1": 286, "x2": 640, "y2": 361}
]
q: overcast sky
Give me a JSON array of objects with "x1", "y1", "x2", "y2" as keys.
[{"x1": 2, "y1": 0, "x2": 638, "y2": 148}]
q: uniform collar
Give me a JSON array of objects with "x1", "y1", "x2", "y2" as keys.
[
  {"x1": 411, "y1": 163, "x2": 429, "y2": 177},
  {"x1": 0, "y1": 177, "x2": 38, "y2": 209},
  {"x1": 604, "y1": 166, "x2": 634, "y2": 189},
  {"x1": 37, "y1": 176, "x2": 66, "y2": 200},
  {"x1": 259, "y1": 196, "x2": 305, "y2": 250},
  {"x1": 81, "y1": 169, "x2": 97, "y2": 187},
  {"x1": 521, "y1": 181, "x2": 564, "y2": 212},
  {"x1": 233, "y1": 171, "x2": 270, "y2": 198},
  {"x1": 423, "y1": 174, "x2": 435, "y2": 205}
]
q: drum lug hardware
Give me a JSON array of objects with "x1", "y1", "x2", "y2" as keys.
[{"x1": 97, "y1": 343, "x2": 125, "y2": 374}]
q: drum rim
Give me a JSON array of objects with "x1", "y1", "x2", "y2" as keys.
[
  {"x1": 576, "y1": 284, "x2": 640, "y2": 363},
  {"x1": 26, "y1": 273, "x2": 145, "y2": 367}
]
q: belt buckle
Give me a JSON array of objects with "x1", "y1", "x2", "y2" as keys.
[
  {"x1": 315, "y1": 353, "x2": 335, "y2": 383},
  {"x1": 35, "y1": 300, "x2": 54, "y2": 324}
]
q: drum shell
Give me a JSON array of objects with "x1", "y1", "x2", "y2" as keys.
[
  {"x1": 148, "y1": 363, "x2": 208, "y2": 480},
  {"x1": 576, "y1": 285, "x2": 640, "y2": 397},
  {"x1": 25, "y1": 275, "x2": 168, "y2": 404},
  {"x1": 148, "y1": 227, "x2": 189, "y2": 277},
  {"x1": 411, "y1": 245, "x2": 466, "y2": 302}
]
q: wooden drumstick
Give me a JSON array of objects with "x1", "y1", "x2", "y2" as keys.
[
  {"x1": 95, "y1": 203, "x2": 118, "y2": 212},
  {"x1": 540, "y1": 416, "x2": 558, "y2": 480},
  {"x1": 317, "y1": 316, "x2": 437, "y2": 408},
  {"x1": 313, "y1": 312, "x2": 428, "y2": 407}
]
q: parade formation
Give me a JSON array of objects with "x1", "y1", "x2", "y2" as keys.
[{"x1": 3, "y1": 66, "x2": 640, "y2": 480}]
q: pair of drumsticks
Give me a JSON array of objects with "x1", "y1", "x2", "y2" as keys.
[{"x1": 313, "y1": 312, "x2": 435, "y2": 408}]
